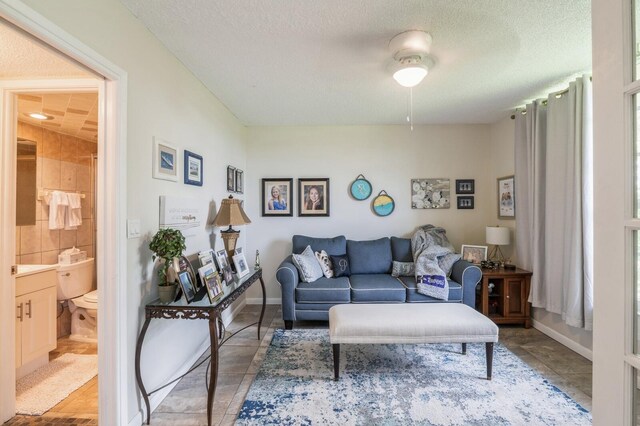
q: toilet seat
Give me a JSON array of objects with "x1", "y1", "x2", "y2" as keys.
[
  {"x1": 84, "y1": 289, "x2": 98, "y2": 303},
  {"x1": 71, "y1": 290, "x2": 98, "y2": 310}
]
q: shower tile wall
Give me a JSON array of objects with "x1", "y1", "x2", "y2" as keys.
[{"x1": 16, "y1": 122, "x2": 97, "y2": 265}]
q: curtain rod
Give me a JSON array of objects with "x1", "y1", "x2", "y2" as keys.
[{"x1": 510, "y1": 76, "x2": 591, "y2": 119}]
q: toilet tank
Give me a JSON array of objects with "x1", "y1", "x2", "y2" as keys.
[{"x1": 57, "y1": 258, "x2": 95, "y2": 300}]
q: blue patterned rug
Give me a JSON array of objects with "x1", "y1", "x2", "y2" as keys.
[{"x1": 237, "y1": 329, "x2": 591, "y2": 425}]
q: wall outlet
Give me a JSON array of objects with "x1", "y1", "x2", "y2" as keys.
[{"x1": 127, "y1": 219, "x2": 141, "y2": 239}]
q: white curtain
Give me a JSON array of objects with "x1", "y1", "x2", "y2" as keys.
[{"x1": 515, "y1": 75, "x2": 593, "y2": 330}]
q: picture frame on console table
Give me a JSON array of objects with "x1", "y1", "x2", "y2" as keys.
[
  {"x1": 262, "y1": 178, "x2": 293, "y2": 217},
  {"x1": 233, "y1": 252, "x2": 250, "y2": 279},
  {"x1": 461, "y1": 245, "x2": 487, "y2": 264},
  {"x1": 215, "y1": 249, "x2": 235, "y2": 285},
  {"x1": 298, "y1": 178, "x2": 330, "y2": 217},
  {"x1": 178, "y1": 270, "x2": 197, "y2": 303}
]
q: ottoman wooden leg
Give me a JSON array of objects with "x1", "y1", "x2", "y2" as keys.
[
  {"x1": 461, "y1": 343, "x2": 467, "y2": 355},
  {"x1": 486, "y1": 342, "x2": 494, "y2": 380},
  {"x1": 333, "y1": 344, "x2": 340, "y2": 380}
]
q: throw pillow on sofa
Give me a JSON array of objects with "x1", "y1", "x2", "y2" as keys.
[
  {"x1": 391, "y1": 261, "x2": 414, "y2": 277},
  {"x1": 292, "y1": 245, "x2": 324, "y2": 282},
  {"x1": 330, "y1": 254, "x2": 351, "y2": 277},
  {"x1": 315, "y1": 250, "x2": 334, "y2": 278}
]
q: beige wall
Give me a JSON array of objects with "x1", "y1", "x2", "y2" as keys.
[
  {"x1": 244, "y1": 124, "x2": 495, "y2": 302},
  {"x1": 15, "y1": 121, "x2": 96, "y2": 265}
]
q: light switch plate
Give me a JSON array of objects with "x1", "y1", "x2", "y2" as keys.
[{"x1": 127, "y1": 219, "x2": 141, "y2": 239}]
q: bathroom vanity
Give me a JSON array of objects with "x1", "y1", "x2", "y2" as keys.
[{"x1": 15, "y1": 265, "x2": 57, "y2": 379}]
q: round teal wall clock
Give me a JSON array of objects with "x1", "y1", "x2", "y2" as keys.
[
  {"x1": 350, "y1": 174, "x2": 372, "y2": 200},
  {"x1": 372, "y1": 190, "x2": 395, "y2": 216}
]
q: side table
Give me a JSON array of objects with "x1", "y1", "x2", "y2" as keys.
[
  {"x1": 478, "y1": 267, "x2": 532, "y2": 328},
  {"x1": 135, "y1": 268, "x2": 265, "y2": 426}
]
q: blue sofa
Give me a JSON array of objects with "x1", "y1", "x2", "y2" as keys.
[{"x1": 276, "y1": 235, "x2": 482, "y2": 329}]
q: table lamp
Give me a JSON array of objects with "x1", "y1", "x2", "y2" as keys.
[
  {"x1": 486, "y1": 226, "x2": 510, "y2": 264},
  {"x1": 212, "y1": 195, "x2": 252, "y2": 262}
]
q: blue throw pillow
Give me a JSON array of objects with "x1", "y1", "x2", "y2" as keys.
[{"x1": 330, "y1": 254, "x2": 351, "y2": 277}]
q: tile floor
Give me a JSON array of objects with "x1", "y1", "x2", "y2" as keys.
[{"x1": 4, "y1": 304, "x2": 593, "y2": 425}]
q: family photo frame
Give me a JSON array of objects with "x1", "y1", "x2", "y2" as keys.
[
  {"x1": 262, "y1": 178, "x2": 293, "y2": 217},
  {"x1": 215, "y1": 249, "x2": 235, "y2": 285},
  {"x1": 298, "y1": 178, "x2": 330, "y2": 217},
  {"x1": 461, "y1": 245, "x2": 488, "y2": 264}
]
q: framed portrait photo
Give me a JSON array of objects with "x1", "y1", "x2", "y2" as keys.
[
  {"x1": 298, "y1": 178, "x2": 330, "y2": 217},
  {"x1": 235, "y1": 169, "x2": 244, "y2": 194},
  {"x1": 497, "y1": 175, "x2": 515, "y2": 219},
  {"x1": 178, "y1": 270, "x2": 196, "y2": 303},
  {"x1": 198, "y1": 264, "x2": 222, "y2": 303},
  {"x1": 227, "y1": 166, "x2": 236, "y2": 192},
  {"x1": 232, "y1": 252, "x2": 250, "y2": 278},
  {"x1": 262, "y1": 178, "x2": 293, "y2": 217},
  {"x1": 461, "y1": 245, "x2": 488, "y2": 265},
  {"x1": 215, "y1": 249, "x2": 234, "y2": 285},
  {"x1": 152, "y1": 137, "x2": 178, "y2": 182},
  {"x1": 184, "y1": 150, "x2": 203, "y2": 186},
  {"x1": 455, "y1": 179, "x2": 475, "y2": 194}
]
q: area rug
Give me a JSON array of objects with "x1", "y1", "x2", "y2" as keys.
[
  {"x1": 16, "y1": 353, "x2": 98, "y2": 415},
  {"x1": 237, "y1": 329, "x2": 591, "y2": 425}
]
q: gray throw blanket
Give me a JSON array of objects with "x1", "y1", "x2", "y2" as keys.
[{"x1": 411, "y1": 225, "x2": 458, "y2": 301}]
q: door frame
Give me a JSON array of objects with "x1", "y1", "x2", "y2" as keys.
[{"x1": 0, "y1": 2, "x2": 128, "y2": 424}]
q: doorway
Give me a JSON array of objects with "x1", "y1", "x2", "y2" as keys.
[{"x1": 0, "y1": 6, "x2": 127, "y2": 425}]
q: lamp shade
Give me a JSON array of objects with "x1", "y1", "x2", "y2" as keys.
[
  {"x1": 486, "y1": 226, "x2": 510, "y2": 246},
  {"x1": 212, "y1": 195, "x2": 251, "y2": 227}
]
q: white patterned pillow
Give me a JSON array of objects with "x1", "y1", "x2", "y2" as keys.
[
  {"x1": 438, "y1": 253, "x2": 462, "y2": 277},
  {"x1": 292, "y1": 245, "x2": 324, "y2": 283},
  {"x1": 314, "y1": 250, "x2": 334, "y2": 278},
  {"x1": 391, "y1": 261, "x2": 415, "y2": 277}
]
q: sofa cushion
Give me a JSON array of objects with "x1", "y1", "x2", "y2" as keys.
[
  {"x1": 350, "y1": 274, "x2": 406, "y2": 303},
  {"x1": 398, "y1": 276, "x2": 463, "y2": 302},
  {"x1": 292, "y1": 235, "x2": 346, "y2": 255},
  {"x1": 330, "y1": 254, "x2": 351, "y2": 277},
  {"x1": 347, "y1": 238, "x2": 392, "y2": 274},
  {"x1": 391, "y1": 237, "x2": 413, "y2": 262},
  {"x1": 292, "y1": 245, "x2": 324, "y2": 283},
  {"x1": 296, "y1": 277, "x2": 351, "y2": 303}
]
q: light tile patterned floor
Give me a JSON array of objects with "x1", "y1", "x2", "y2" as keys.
[{"x1": 4, "y1": 304, "x2": 592, "y2": 425}]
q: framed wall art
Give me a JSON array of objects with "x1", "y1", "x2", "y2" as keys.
[
  {"x1": 457, "y1": 196, "x2": 474, "y2": 209},
  {"x1": 262, "y1": 178, "x2": 293, "y2": 216},
  {"x1": 497, "y1": 175, "x2": 515, "y2": 219},
  {"x1": 152, "y1": 137, "x2": 178, "y2": 182},
  {"x1": 227, "y1": 166, "x2": 236, "y2": 192},
  {"x1": 461, "y1": 245, "x2": 488, "y2": 264},
  {"x1": 184, "y1": 150, "x2": 203, "y2": 186},
  {"x1": 235, "y1": 169, "x2": 244, "y2": 194},
  {"x1": 298, "y1": 178, "x2": 330, "y2": 217},
  {"x1": 411, "y1": 178, "x2": 450, "y2": 209},
  {"x1": 455, "y1": 179, "x2": 474, "y2": 194}
]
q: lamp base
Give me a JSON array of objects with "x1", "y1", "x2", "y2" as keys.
[
  {"x1": 220, "y1": 228, "x2": 240, "y2": 270},
  {"x1": 488, "y1": 245, "x2": 506, "y2": 265}
]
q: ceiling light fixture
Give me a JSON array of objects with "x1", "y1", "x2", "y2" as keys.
[
  {"x1": 389, "y1": 30, "x2": 434, "y2": 89},
  {"x1": 28, "y1": 112, "x2": 53, "y2": 120}
]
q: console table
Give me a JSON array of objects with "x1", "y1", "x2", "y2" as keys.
[
  {"x1": 135, "y1": 268, "x2": 265, "y2": 426},
  {"x1": 478, "y1": 267, "x2": 532, "y2": 328}
]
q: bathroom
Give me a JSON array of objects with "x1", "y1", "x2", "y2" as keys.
[{"x1": 14, "y1": 91, "x2": 99, "y2": 420}]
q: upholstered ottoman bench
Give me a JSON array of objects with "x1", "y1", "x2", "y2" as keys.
[{"x1": 329, "y1": 303, "x2": 499, "y2": 380}]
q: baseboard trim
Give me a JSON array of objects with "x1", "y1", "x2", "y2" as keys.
[
  {"x1": 532, "y1": 319, "x2": 593, "y2": 361},
  {"x1": 127, "y1": 297, "x2": 246, "y2": 426},
  {"x1": 246, "y1": 298, "x2": 281, "y2": 305}
]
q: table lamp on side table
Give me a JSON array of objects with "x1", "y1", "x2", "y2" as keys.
[
  {"x1": 212, "y1": 195, "x2": 252, "y2": 265},
  {"x1": 486, "y1": 226, "x2": 510, "y2": 266}
]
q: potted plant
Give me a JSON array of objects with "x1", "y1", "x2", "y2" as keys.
[{"x1": 149, "y1": 228, "x2": 186, "y2": 303}]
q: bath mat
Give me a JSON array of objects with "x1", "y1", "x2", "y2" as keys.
[
  {"x1": 237, "y1": 329, "x2": 591, "y2": 425},
  {"x1": 16, "y1": 353, "x2": 98, "y2": 415}
]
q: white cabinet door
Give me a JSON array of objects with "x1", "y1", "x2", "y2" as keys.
[{"x1": 17, "y1": 286, "x2": 57, "y2": 366}]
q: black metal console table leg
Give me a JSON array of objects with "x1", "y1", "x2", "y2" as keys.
[
  {"x1": 257, "y1": 276, "x2": 266, "y2": 339},
  {"x1": 207, "y1": 314, "x2": 220, "y2": 426},
  {"x1": 135, "y1": 317, "x2": 152, "y2": 425}
]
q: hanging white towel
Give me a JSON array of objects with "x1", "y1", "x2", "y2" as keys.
[
  {"x1": 65, "y1": 193, "x2": 82, "y2": 230},
  {"x1": 48, "y1": 191, "x2": 69, "y2": 230}
]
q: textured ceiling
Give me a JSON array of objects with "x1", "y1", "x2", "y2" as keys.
[
  {"x1": 0, "y1": 21, "x2": 92, "y2": 80},
  {"x1": 18, "y1": 93, "x2": 99, "y2": 142},
  {"x1": 121, "y1": 0, "x2": 591, "y2": 125}
]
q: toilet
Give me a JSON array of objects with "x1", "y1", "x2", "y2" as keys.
[{"x1": 56, "y1": 258, "x2": 97, "y2": 343}]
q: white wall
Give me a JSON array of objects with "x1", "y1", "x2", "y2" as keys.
[
  {"x1": 19, "y1": 0, "x2": 248, "y2": 422},
  {"x1": 244, "y1": 125, "x2": 495, "y2": 302},
  {"x1": 488, "y1": 115, "x2": 593, "y2": 356}
]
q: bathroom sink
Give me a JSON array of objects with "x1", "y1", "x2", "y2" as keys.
[{"x1": 16, "y1": 264, "x2": 57, "y2": 278}]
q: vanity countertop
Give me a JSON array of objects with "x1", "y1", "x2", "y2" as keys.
[{"x1": 16, "y1": 264, "x2": 57, "y2": 278}]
